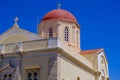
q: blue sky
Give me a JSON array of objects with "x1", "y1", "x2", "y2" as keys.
[{"x1": 0, "y1": 0, "x2": 119, "y2": 79}]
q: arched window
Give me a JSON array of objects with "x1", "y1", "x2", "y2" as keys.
[
  {"x1": 26, "y1": 69, "x2": 40, "y2": 80},
  {"x1": 3, "y1": 74, "x2": 7, "y2": 80},
  {"x1": 33, "y1": 72, "x2": 38, "y2": 80},
  {"x1": 77, "y1": 77, "x2": 80, "y2": 80},
  {"x1": 28, "y1": 73, "x2": 32, "y2": 80},
  {"x1": 49, "y1": 27, "x2": 53, "y2": 38},
  {"x1": 39, "y1": 29, "x2": 42, "y2": 35},
  {"x1": 76, "y1": 30, "x2": 79, "y2": 45},
  {"x1": 8, "y1": 74, "x2": 12, "y2": 80},
  {"x1": 64, "y1": 27, "x2": 69, "y2": 41},
  {"x1": 102, "y1": 59, "x2": 104, "y2": 64},
  {"x1": 3, "y1": 74, "x2": 13, "y2": 80}
]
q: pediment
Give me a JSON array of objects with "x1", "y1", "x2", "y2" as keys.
[
  {"x1": 0, "y1": 63, "x2": 15, "y2": 72},
  {"x1": 0, "y1": 23, "x2": 42, "y2": 44}
]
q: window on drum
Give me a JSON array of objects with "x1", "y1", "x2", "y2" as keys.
[{"x1": 64, "y1": 27, "x2": 69, "y2": 41}]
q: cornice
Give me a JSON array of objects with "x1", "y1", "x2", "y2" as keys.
[
  {"x1": 57, "y1": 48, "x2": 100, "y2": 75},
  {"x1": 0, "y1": 47, "x2": 101, "y2": 76}
]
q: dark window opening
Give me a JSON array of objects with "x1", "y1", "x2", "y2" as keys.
[{"x1": 49, "y1": 27, "x2": 53, "y2": 38}]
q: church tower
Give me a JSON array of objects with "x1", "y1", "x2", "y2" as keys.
[{"x1": 38, "y1": 8, "x2": 81, "y2": 50}]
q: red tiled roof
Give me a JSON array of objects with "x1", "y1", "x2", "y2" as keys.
[
  {"x1": 42, "y1": 9, "x2": 77, "y2": 23},
  {"x1": 80, "y1": 49, "x2": 103, "y2": 55}
]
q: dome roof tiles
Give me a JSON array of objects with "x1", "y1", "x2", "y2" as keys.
[{"x1": 42, "y1": 9, "x2": 77, "y2": 23}]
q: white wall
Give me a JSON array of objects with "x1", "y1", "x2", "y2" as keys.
[{"x1": 98, "y1": 51, "x2": 109, "y2": 80}]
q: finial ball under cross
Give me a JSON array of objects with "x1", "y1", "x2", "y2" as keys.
[
  {"x1": 57, "y1": 3, "x2": 61, "y2": 9},
  {"x1": 14, "y1": 17, "x2": 19, "y2": 24}
]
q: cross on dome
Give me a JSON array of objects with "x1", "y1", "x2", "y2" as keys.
[
  {"x1": 57, "y1": 3, "x2": 61, "y2": 9},
  {"x1": 14, "y1": 17, "x2": 19, "y2": 24}
]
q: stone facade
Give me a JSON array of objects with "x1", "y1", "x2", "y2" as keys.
[{"x1": 0, "y1": 8, "x2": 109, "y2": 80}]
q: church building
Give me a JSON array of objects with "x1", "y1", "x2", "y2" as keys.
[{"x1": 0, "y1": 7, "x2": 109, "y2": 80}]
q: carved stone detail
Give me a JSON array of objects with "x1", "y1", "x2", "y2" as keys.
[{"x1": 48, "y1": 55, "x2": 57, "y2": 80}]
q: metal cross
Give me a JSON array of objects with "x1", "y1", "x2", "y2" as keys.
[
  {"x1": 57, "y1": 3, "x2": 61, "y2": 9},
  {"x1": 14, "y1": 17, "x2": 19, "y2": 24}
]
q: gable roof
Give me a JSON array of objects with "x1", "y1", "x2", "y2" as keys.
[
  {"x1": 80, "y1": 48, "x2": 109, "y2": 63},
  {"x1": 0, "y1": 62, "x2": 15, "y2": 72},
  {"x1": 0, "y1": 23, "x2": 42, "y2": 41},
  {"x1": 80, "y1": 48, "x2": 103, "y2": 55}
]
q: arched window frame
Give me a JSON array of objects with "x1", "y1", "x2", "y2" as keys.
[
  {"x1": 101, "y1": 55, "x2": 109, "y2": 77},
  {"x1": 8, "y1": 74, "x2": 12, "y2": 80},
  {"x1": 28, "y1": 72, "x2": 32, "y2": 80},
  {"x1": 76, "y1": 30, "x2": 79, "y2": 45},
  {"x1": 3, "y1": 74, "x2": 13, "y2": 80},
  {"x1": 3, "y1": 74, "x2": 7, "y2": 80},
  {"x1": 77, "y1": 77, "x2": 80, "y2": 80},
  {"x1": 39, "y1": 29, "x2": 42, "y2": 35},
  {"x1": 49, "y1": 27, "x2": 53, "y2": 38},
  {"x1": 26, "y1": 69, "x2": 40, "y2": 80},
  {"x1": 64, "y1": 27, "x2": 69, "y2": 41}
]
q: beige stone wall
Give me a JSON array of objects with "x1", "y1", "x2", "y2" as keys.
[
  {"x1": 21, "y1": 53, "x2": 49, "y2": 80},
  {"x1": 82, "y1": 52, "x2": 109, "y2": 80},
  {"x1": 39, "y1": 19, "x2": 80, "y2": 49},
  {"x1": 0, "y1": 47, "x2": 58, "y2": 80},
  {"x1": 0, "y1": 38, "x2": 58, "y2": 53},
  {"x1": 38, "y1": 20, "x2": 59, "y2": 38},
  {"x1": 58, "y1": 20, "x2": 80, "y2": 49},
  {"x1": 22, "y1": 39, "x2": 48, "y2": 51},
  {"x1": 57, "y1": 36, "x2": 92, "y2": 68},
  {"x1": 0, "y1": 34, "x2": 30, "y2": 44},
  {"x1": 82, "y1": 54, "x2": 98, "y2": 70},
  {"x1": 57, "y1": 55, "x2": 95, "y2": 80}
]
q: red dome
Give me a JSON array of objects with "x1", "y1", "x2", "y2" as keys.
[{"x1": 42, "y1": 9, "x2": 77, "y2": 22}]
